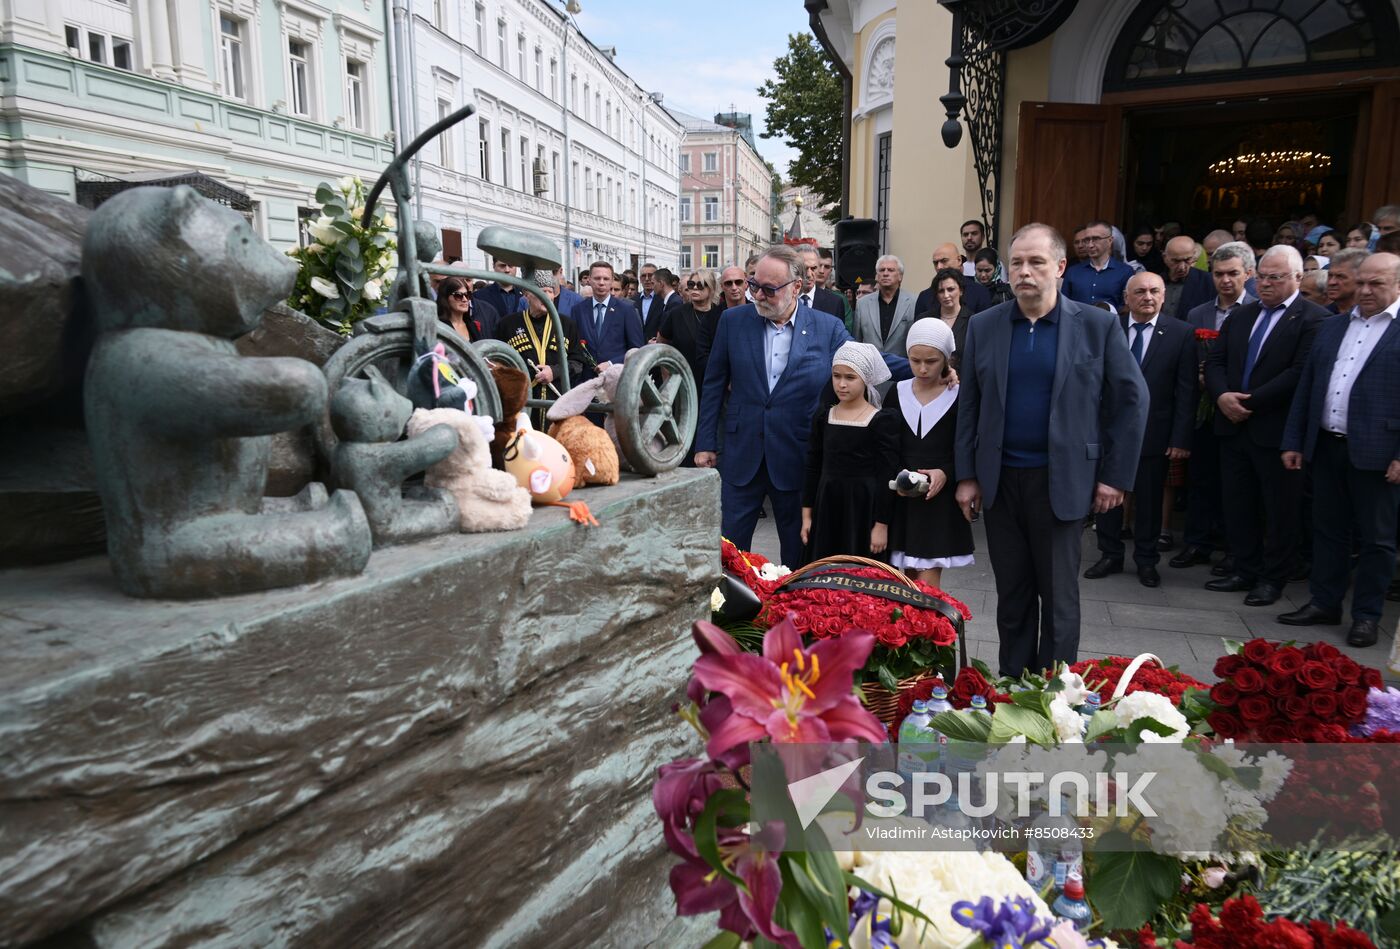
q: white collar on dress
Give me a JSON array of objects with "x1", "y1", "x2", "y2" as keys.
[{"x1": 897, "y1": 379, "x2": 958, "y2": 436}]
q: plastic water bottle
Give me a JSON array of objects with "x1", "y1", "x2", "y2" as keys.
[
  {"x1": 1054, "y1": 835, "x2": 1084, "y2": 891},
  {"x1": 1052, "y1": 873, "x2": 1092, "y2": 931},
  {"x1": 946, "y1": 695, "x2": 988, "y2": 813},
  {"x1": 896, "y1": 700, "x2": 934, "y2": 793},
  {"x1": 1079, "y1": 692, "x2": 1101, "y2": 732},
  {"x1": 1024, "y1": 809, "x2": 1055, "y2": 893},
  {"x1": 924, "y1": 686, "x2": 955, "y2": 771}
]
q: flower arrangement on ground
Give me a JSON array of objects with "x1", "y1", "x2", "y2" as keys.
[{"x1": 285, "y1": 176, "x2": 397, "y2": 335}]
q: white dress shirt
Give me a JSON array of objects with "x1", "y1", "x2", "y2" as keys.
[
  {"x1": 1126, "y1": 314, "x2": 1158, "y2": 364},
  {"x1": 799, "y1": 288, "x2": 817, "y2": 310},
  {"x1": 763, "y1": 308, "x2": 798, "y2": 391},
  {"x1": 1322, "y1": 299, "x2": 1400, "y2": 434}
]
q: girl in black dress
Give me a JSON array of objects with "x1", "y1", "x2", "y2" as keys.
[
  {"x1": 883, "y1": 318, "x2": 975, "y2": 590},
  {"x1": 801, "y1": 342, "x2": 900, "y2": 564}
]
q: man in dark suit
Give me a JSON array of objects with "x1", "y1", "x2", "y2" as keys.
[
  {"x1": 1204, "y1": 245, "x2": 1328, "y2": 606},
  {"x1": 645, "y1": 268, "x2": 684, "y2": 338},
  {"x1": 695, "y1": 245, "x2": 908, "y2": 568},
  {"x1": 1279, "y1": 253, "x2": 1400, "y2": 646},
  {"x1": 1161, "y1": 235, "x2": 1215, "y2": 321},
  {"x1": 472, "y1": 258, "x2": 524, "y2": 335},
  {"x1": 915, "y1": 242, "x2": 992, "y2": 315},
  {"x1": 1084, "y1": 272, "x2": 1197, "y2": 587},
  {"x1": 1174, "y1": 242, "x2": 1256, "y2": 569},
  {"x1": 570, "y1": 260, "x2": 643, "y2": 375},
  {"x1": 797, "y1": 245, "x2": 846, "y2": 318},
  {"x1": 954, "y1": 223, "x2": 1148, "y2": 676}
]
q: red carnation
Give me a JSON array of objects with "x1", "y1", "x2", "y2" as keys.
[
  {"x1": 1210, "y1": 682, "x2": 1240, "y2": 707},
  {"x1": 1298, "y1": 660, "x2": 1338, "y2": 691},
  {"x1": 1265, "y1": 648, "x2": 1306, "y2": 676},
  {"x1": 1233, "y1": 667, "x2": 1265, "y2": 693},
  {"x1": 1242, "y1": 639, "x2": 1276, "y2": 664}
]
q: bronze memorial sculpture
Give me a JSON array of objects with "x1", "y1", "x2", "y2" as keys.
[{"x1": 82, "y1": 185, "x2": 372, "y2": 597}]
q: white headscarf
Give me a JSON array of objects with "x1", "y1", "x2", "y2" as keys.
[
  {"x1": 905, "y1": 317, "x2": 956, "y2": 357},
  {"x1": 832, "y1": 341, "x2": 891, "y2": 407}
]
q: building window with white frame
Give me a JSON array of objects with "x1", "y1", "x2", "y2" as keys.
[
  {"x1": 679, "y1": 245, "x2": 692, "y2": 270},
  {"x1": 432, "y1": 0, "x2": 446, "y2": 29},
  {"x1": 534, "y1": 47, "x2": 542, "y2": 90},
  {"x1": 344, "y1": 60, "x2": 365, "y2": 131},
  {"x1": 703, "y1": 151, "x2": 717, "y2": 173},
  {"x1": 496, "y1": 19, "x2": 507, "y2": 68},
  {"x1": 584, "y1": 168, "x2": 593, "y2": 212},
  {"x1": 219, "y1": 15, "x2": 248, "y2": 100},
  {"x1": 572, "y1": 161, "x2": 580, "y2": 208},
  {"x1": 549, "y1": 58, "x2": 558, "y2": 100},
  {"x1": 520, "y1": 137, "x2": 530, "y2": 194},
  {"x1": 288, "y1": 39, "x2": 312, "y2": 117},
  {"x1": 680, "y1": 196, "x2": 691, "y2": 222},
  {"x1": 703, "y1": 195, "x2": 718, "y2": 222},
  {"x1": 702, "y1": 245, "x2": 719, "y2": 269},
  {"x1": 474, "y1": 3, "x2": 485, "y2": 51},
  {"x1": 478, "y1": 118, "x2": 491, "y2": 179},
  {"x1": 500, "y1": 128, "x2": 511, "y2": 188},
  {"x1": 516, "y1": 34, "x2": 526, "y2": 81},
  {"x1": 604, "y1": 98, "x2": 611, "y2": 135},
  {"x1": 438, "y1": 99, "x2": 455, "y2": 168},
  {"x1": 551, "y1": 151, "x2": 560, "y2": 199},
  {"x1": 678, "y1": 153, "x2": 690, "y2": 173}
]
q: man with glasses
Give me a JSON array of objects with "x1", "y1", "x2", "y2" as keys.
[
  {"x1": 914, "y1": 242, "x2": 993, "y2": 316},
  {"x1": 1204, "y1": 245, "x2": 1328, "y2": 607},
  {"x1": 719, "y1": 265, "x2": 748, "y2": 311},
  {"x1": 694, "y1": 245, "x2": 909, "y2": 567},
  {"x1": 1279, "y1": 253, "x2": 1400, "y2": 647},
  {"x1": 637, "y1": 263, "x2": 658, "y2": 326},
  {"x1": 1160, "y1": 235, "x2": 1214, "y2": 321},
  {"x1": 796, "y1": 245, "x2": 845, "y2": 318},
  {"x1": 1062, "y1": 220, "x2": 1134, "y2": 311}
]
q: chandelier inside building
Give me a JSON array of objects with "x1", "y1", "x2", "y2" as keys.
[{"x1": 1206, "y1": 149, "x2": 1332, "y2": 186}]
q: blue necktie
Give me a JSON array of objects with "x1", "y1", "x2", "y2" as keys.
[
  {"x1": 1241, "y1": 306, "x2": 1276, "y2": 390},
  {"x1": 1130, "y1": 322, "x2": 1148, "y2": 365},
  {"x1": 594, "y1": 301, "x2": 605, "y2": 335}
]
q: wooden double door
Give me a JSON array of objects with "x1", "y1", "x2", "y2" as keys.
[{"x1": 1013, "y1": 71, "x2": 1400, "y2": 241}]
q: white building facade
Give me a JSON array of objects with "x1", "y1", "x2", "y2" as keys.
[
  {"x1": 404, "y1": 0, "x2": 680, "y2": 279},
  {"x1": 1, "y1": 0, "x2": 395, "y2": 246}
]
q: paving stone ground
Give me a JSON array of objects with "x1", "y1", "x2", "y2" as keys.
[{"x1": 745, "y1": 506, "x2": 1400, "y2": 685}]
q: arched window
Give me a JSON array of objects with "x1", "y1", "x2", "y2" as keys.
[{"x1": 1105, "y1": 0, "x2": 1398, "y2": 90}]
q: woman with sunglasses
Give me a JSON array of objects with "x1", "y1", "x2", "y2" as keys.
[
  {"x1": 436, "y1": 276, "x2": 498, "y2": 343},
  {"x1": 657, "y1": 271, "x2": 722, "y2": 465}
]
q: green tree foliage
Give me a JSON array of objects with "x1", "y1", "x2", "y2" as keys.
[{"x1": 758, "y1": 33, "x2": 842, "y2": 224}]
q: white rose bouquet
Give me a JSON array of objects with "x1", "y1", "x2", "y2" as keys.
[{"x1": 286, "y1": 176, "x2": 398, "y2": 335}]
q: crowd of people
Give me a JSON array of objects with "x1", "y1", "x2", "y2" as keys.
[{"x1": 426, "y1": 203, "x2": 1400, "y2": 677}]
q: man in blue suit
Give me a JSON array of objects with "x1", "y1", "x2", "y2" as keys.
[
  {"x1": 695, "y1": 245, "x2": 908, "y2": 568},
  {"x1": 954, "y1": 223, "x2": 1148, "y2": 677},
  {"x1": 570, "y1": 261, "x2": 643, "y2": 376},
  {"x1": 1279, "y1": 252, "x2": 1400, "y2": 647}
]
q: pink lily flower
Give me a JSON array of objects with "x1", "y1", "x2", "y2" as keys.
[
  {"x1": 691, "y1": 615, "x2": 887, "y2": 759},
  {"x1": 666, "y1": 821, "x2": 800, "y2": 948}
]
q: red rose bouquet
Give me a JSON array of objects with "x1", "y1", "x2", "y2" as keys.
[
  {"x1": 892, "y1": 665, "x2": 1012, "y2": 735},
  {"x1": 1206, "y1": 639, "x2": 1383, "y2": 742},
  {"x1": 1069, "y1": 655, "x2": 1208, "y2": 705},
  {"x1": 1193, "y1": 327, "x2": 1221, "y2": 425},
  {"x1": 758, "y1": 566, "x2": 969, "y2": 688}
]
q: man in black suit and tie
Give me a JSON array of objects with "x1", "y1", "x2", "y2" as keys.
[
  {"x1": 796, "y1": 245, "x2": 846, "y2": 318},
  {"x1": 637, "y1": 262, "x2": 659, "y2": 328},
  {"x1": 1279, "y1": 253, "x2": 1400, "y2": 646},
  {"x1": 1204, "y1": 245, "x2": 1328, "y2": 606},
  {"x1": 570, "y1": 260, "x2": 644, "y2": 374},
  {"x1": 1174, "y1": 242, "x2": 1256, "y2": 569},
  {"x1": 955, "y1": 224, "x2": 1148, "y2": 676},
  {"x1": 1084, "y1": 272, "x2": 1197, "y2": 587},
  {"x1": 916, "y1": 242, "x2": 993, "y2": 315},
  {"x1": 645, "y1": 268, "x2": 684, "y2": 338}
]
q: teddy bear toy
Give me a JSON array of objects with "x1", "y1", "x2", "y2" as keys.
[
  {"x1": 487, "y1": 362, "x2": 531, "y2": 468},
  {"x1": 544, "y1": 360, "x2": 639, "y2": 470},
  {"x1": 329, "y1": 366, "x2": 459, "y2": 546},
  {"x1": 82, "y1": 185, "x2": 371, "y2": 597},
  {"x1": 406, "y1": 408, "x2": 532, "y2": 533},
  {"x1": 501, "y1": 422, "x2": 598, "y2": 526},
  {"x1": 546, "y1": 415, "x2": 619, "y2": 489}
]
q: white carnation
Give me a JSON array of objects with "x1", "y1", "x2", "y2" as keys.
[
  {"x1": 338, "y1": 175, "x2": 357, "y2": 192},
  {"x1": 1049, "y1": 693, "x2": 1086, "y2": 743},
  {"x1": 1113, "y1": 690, "x2": 1189, "y2": 741},
  {"x1": 1116, "y1": 747, "x2": 1228, "y2": 855},
  {"x1": 756, "y1": 562, "x2": 791, "y2": 581},
  {"x1": 309, "y1": 276, "x2": 340, "y2": 299}
]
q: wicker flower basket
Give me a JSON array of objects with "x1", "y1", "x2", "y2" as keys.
[{"x1": 771, "y1": 556, "x2": 968, "y2": 732}]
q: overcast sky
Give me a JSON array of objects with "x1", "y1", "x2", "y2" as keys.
[{"x1": 568, "y1": 0, "x2": 811, "y2": 177}]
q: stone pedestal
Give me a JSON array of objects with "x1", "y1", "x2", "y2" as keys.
[{"x1": 0, "y1": 470, "x2": 719, "y2": 948}]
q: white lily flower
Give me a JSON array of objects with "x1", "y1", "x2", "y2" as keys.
[{"x1": 307, "y1": 216, "x2": 343, "y2": 244}]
